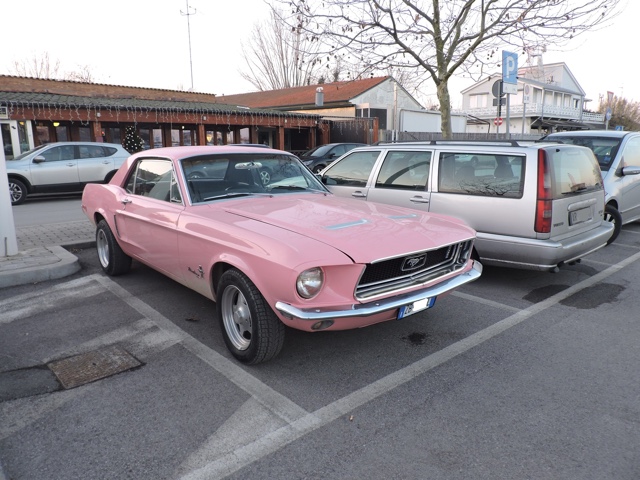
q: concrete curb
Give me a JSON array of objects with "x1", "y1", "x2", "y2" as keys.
[{"x1": 0, "y1": 246, "x2": 81, "y2": 289}]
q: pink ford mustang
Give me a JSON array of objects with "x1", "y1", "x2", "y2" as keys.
[{"x1": 82, "y1": 145, "x2": 482, "y2": 364}]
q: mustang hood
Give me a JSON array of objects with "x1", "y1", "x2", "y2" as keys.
[{"x1": 221, "y1": 194, "x2": 475, "y2": 263}]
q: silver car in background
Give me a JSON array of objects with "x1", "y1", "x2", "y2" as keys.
[
  {"x1": 542, "y1": 130, "x2": 640, "y2": 244},
  {"x1": 6, "y1": 141, "x2": 130, "y2": 205}
]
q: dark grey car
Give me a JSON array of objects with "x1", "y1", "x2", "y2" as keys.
[{"x1": 300, "y1": 143, "x2": 366, "y2": 173}]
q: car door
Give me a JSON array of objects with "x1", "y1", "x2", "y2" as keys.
[
  {"x1": 77, "y1": 144, "x2": 114, "y2": 183},
  {"x1": 321, "y1": 149, "x2": 382, "y2": 200},
  {"x1": 29, "y1": 144, "x2": 80, "y2": 187},
  {"x1": 366, "y1": 150, "x2": 433, "y2": 210},
  {"x1": 614, "y1": 135, "x2": 640, "y2": 223},
  {"x1": 115, "y1": 158, "x2": 184, "y2": 279}
]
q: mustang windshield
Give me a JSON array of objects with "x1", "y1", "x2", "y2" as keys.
[{"x1": 182, "y1": 153, "x2": 328, "y2": 203}]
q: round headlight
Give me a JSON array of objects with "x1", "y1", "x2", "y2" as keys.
[{"x1": 296, "y1": 267, "x2": 324, "y2": 299}]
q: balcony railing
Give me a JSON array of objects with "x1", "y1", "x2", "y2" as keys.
[{"x1": 454, "y1": 103, "x2": 605, "y2": 122}]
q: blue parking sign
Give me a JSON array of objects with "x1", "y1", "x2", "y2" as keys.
[{"x1": 502, "y1": 51, "x2": 518, "y2": 85}]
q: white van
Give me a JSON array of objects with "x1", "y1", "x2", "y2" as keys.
[{"x1": 320, "y1": 141, "x2": 614, "y2": 272}]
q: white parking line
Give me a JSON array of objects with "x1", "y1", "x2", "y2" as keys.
[
  {"x1": 0, "y1": 276, "x2": 104, "y2": 325},
  {"x1": 94, "y1": 275, "x2": 310, "y2": 425},
  {"x1": 451, "y1": 291, "x2": 521, "y2": 312},
  {"x1": 178, "y1": 250, "x2": 640, "y2": 480}
]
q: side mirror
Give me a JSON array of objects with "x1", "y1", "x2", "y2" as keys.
[
  {"x1": 621, "y1": 165, "x2": 640, "y2": 176},
  {"x1": 32, "y1": 155, "x2": 46, "y2": 164}
]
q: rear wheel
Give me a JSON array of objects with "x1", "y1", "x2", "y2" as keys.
[
  {"x1": 96, "y1": 219, "x2": 132, "y2": 275},
  {"x1": 604, "y1": 204, "x2": 622, "y2": 245},
  {"x1": 217, "y1": 268, "x2": 285, "y2": 364},
  {"x1": 9, "y1": 178, "x2": 27, "y2": 205}
]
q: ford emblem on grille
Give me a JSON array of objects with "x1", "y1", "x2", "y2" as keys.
[{"x1": 401, "y1": 254, "x2": 427, "y2": 271}]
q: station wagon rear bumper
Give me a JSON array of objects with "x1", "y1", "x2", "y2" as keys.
[
  {"x1": 475, "y1": 222, "x2": 614, "y2": 271},
  {"x1": 275, "y1": 260, "x2": 482, "y2": 329}
]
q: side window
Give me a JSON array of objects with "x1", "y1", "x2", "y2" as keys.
[
  {"x1": 438, "y1": 152, "x2": 525, "y2": 198},
  {"x1": 79, "y1": 145, "x2": 106, "y2": 159},
  {"x1": 125, "y1": 158, "x2": 181, "y2": 203},
  {"x1": 621, "y1": 137, "x2": 640, "y2": 168},
  {"x1": 41, "y1": 145, "x2": 75, "y2": 162},
  {"x1": 331, "y1": 145, "x2": 347, "y2": 157},
  {"x1": 375, "y1": 151, "x2": 431, "y2": 190},
  {"x1": 322, "y1": 150, "x2": 380, "y2": 187}
]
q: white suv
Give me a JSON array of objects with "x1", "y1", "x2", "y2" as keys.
[
  {"x1": 7, "y1": 142, "x2": 130, "y2": 205},
  {"x1": 320, "y1": 141, "x2": 614, "y2": 272}
]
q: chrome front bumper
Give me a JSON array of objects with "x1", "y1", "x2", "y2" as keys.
[{"x1": 275, "y1": 260, "x2": 483, "y2": 321}]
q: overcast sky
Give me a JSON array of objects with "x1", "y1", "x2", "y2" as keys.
[{"x1": 0, "y1": 0, "x2": 636, "y2": 109}]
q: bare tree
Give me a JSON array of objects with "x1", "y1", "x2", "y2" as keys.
[
  {"x1": 599, "y1": 96, "x2": 640, "y2": 131},
  {"x1": 271, "y1": 0, "x2": 622, "y2": 137},
  {"x1": 239, "y1": 8, "x2": 325, "y2": 90},
  {"x1": 11, "y1": 52, "x2": 61, "y2": 79},
  {"x1": 11, "y1": 52, "x2": 95, "y2": 83},
  {"x1": 64, "y1": 65, "x2": 94, "y2": 83}
]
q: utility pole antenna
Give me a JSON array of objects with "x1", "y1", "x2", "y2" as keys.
[{"x1": 180, "y1": 0, "x2": 196, "y2": 91}]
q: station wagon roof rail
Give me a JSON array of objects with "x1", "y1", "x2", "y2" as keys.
[{"x1": 372, "y1": 140, "x2": 531, "y2": 147}]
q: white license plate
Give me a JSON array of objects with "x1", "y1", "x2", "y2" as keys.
[
  {"x1": 569, "y1": 207, "x2": 592, "y2": 226},
  {"x1": 397, "y1": 296, "x2": 435, "y2": 319}
]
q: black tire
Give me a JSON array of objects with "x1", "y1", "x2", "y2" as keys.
[
  {"x1": 217, "y1": 268, "x2": 285, "y2": 364},
  {"x1": 604, "y1": 204, "x2": 622, "y2": 245},
  {"x1": 9, "y1": 178, "x2": 28, "y2": 205},
  {"x1": 96, "y1": 219, "x2": 132, "y2": 276},
  {"x1": 312, "y1": 164, "x2": 326, "y2": 174}
]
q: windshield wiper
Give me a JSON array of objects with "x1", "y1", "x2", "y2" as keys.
[
  {"x1": 267, "y1": 185, "x2": 308, "y2": 191},
  {"x1": 201, "y1": 192, "x2": 254, "y2": 201}
]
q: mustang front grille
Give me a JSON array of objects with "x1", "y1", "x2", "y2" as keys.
[{"x1": 355, "y1": 240, "x2": 473, "y2": 300}]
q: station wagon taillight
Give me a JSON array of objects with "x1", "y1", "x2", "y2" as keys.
[{"x1": 535, "y1": 149, "x2": 552, "y2": 233}]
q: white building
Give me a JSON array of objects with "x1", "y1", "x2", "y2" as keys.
[{"x1": 457, "y1": 62, "x2": 605, "y2": 135}]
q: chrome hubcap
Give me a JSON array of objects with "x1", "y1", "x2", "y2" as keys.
[
  {"x1": 221, "y1": 285, "x2": 252, "y2": 351},
  {"x1": 96, "y1": 229, "x2": 110, "y2": 268}
]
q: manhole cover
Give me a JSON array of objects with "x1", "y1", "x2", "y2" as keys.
[{"x1": 48, "y1": 345, "x2": 142, "y2": 389}]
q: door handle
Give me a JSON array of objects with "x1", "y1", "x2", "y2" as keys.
[
  {"x1": 351, "y1": 191, "x2": 367, "y2": 198},
  {"x1": 410, "y1": 196, "x2": 430, "y2": 204},
  {"x1": 121, "y1": 198, "x2": 132, "y2": 205}
]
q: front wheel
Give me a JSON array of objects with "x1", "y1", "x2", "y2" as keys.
[
  {"x1": 96, "y1": 219, "x2": 132, "y2": 276},
  {"x1": 217, "y1": 268, "x2": 285, "y2": 364},
  {"x1": 9, "y1": 178, "x2": 28, "y2": 205},
  {"x1": 604, "y1": 204, "x2": 622, "y2": 245},
  {"x1": 312, "y1": 164, "x2": 326, "y2": 174}
]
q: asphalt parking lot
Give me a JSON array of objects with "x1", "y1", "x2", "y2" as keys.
[{"x1": 2, "y1": 223, "x2": 640, "y2": 479}]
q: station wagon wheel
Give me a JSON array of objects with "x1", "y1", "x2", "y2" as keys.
[
  {"x1": 96, "y1": 219, "x2": 132, "y2": 276},
  {"x1": 604, "y1": 204, "x2": 622, "y2": 245},
  {"x1": 217, "y1": 268, "x2": 285, "y2": 364},
  {"x1": 8, "y1": 178, "x2": 27, "y2": 205}
]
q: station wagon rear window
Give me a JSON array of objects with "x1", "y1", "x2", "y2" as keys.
[
  {"x1": 438, "y1": 152, "x2": 525, "y2": 198},
  {"x1": 544, "y1": 147, "x2": 603, "y2": 198}
]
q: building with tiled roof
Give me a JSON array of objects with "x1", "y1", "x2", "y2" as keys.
[
  {"x1": 217, "y1": 76, "x2": 429, "y2": 137},
  {"x1": 0, "y1": 76, "x2": 377, "y2": 159}
]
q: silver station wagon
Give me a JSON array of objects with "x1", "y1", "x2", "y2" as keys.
[{"x1": 320, "y1": 141, "x2": 614, "y2": 272}]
